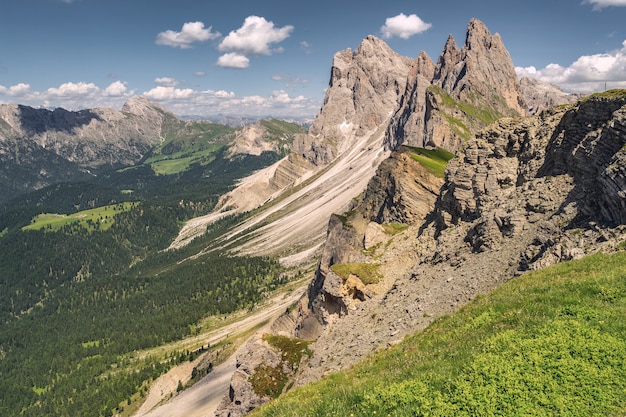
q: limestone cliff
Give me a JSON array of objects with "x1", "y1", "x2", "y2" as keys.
[
  {"x1": 217, "y1": 91, "x2": 626, "y2": 416},
  {"x1": 386, "y1": 19, "x2": 526, "y2": 151}
]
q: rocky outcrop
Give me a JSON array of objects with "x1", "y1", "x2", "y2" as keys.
[
  {"x1": 215, "y1": 19, "x2": 536, "y2": 415},
  {"x1": 360, "y1": 147, "x2": 445, "y2": 224},
  {"x1": 386, "y1": 19, "x2": 526, "y2": 152}
]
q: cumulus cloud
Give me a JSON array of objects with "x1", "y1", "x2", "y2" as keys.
[
  {"x1": 143, "y1": 86, "x2": 195, "y2": 100},
  {"x1": 381, "y1": 13, "x2": 432, "y2": 39},
  {"x1": 217, "y1": 52, "x2": 250, "y2": 69},
  {"x1": 218, "y1": 16, "x2": 293, "y2": 56},
  {"x1": 156, "y1": 21, "x2": 220, "y2": 49},
  {"x1": 583, "y1": 0, "x2": 626, "y2": 10},
  {"x1": 516, "y1": 40, "x2": 626, "y2": 93},
  {"x1": 103, "y1": 81, "x2": 127, "y2": 96},
  {"x1": 46, "y1": 81, "x2": 100, "y2": 98},
  {"x1": 0, "y1": 83, "x2": 31, "y2": 97}
]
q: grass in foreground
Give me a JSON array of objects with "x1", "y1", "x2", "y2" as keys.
[{"x1": 252, "y1": 251, "x2": 626, "y2": 417}]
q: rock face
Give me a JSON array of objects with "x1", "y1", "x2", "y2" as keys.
[
  {"x1": 214, "y1": 19, "x2": 534, "y2": 416},
  {"x1": 0, "y1": 97, "x2": 175, "y2": 203},
  {"x1": 386, "y1": 18, "x2": 526, "y2": 151},
  {"x1": 520, "y1": 77, "x2": 581, "y2": 114},
  {"x1": 304, "y1": 35, "x2": 413, "y2": 163},
  {"x1": 217, "y1": 92, "x2": 626, "y2": 414}
]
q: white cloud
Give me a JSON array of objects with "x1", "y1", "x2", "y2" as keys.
[
  {"x1": 0, "y1": 83, "x2": 31, "y2": 97},
  {"x1": 583, "y1": 0, "x2": 626, "y2": 10},
  {"x1": 143, "y1": 86, "x2": 195, "y2": 100},
  {"x1": 381, "y1": 13, "x2": 432, "y2": 40},
  {"x1": 156, "y1": 21, "x2": 220, "y2": 49},
  {"x1": 516, "y1": 39, "x2": 626, "y2": 93},
  {"x1": 103, "y1": 81, "x2": 127, "y2": 97},
  {"x1": 218, "y1": 16, "x2": 293, "y2": 56},
  {"x1": 154, "y1": 77, "x2": 179, "y2": 87},
  {"x1": 1, "y1": 81, "x2": 319, "y2": 119},
  {"x1": 46, "y1": 82, "x2": 100, "y2": 98},
  {"x1": 217, "y1": 52, "x2": 250, "y2": 69},
  {"x1": 194, "y1": 71, "x2": 207, "y2": 77}
]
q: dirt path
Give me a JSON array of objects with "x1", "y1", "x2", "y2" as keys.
[{"x1": 131, "y1": 284, "x2": 306, "y2": 417}]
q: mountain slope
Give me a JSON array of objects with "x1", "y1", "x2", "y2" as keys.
[
  {"x1": 215, "y1": 85, "x2": 626, "y2": 415},
  {"x1": 170, "y1": 19, "x2": 526, "y2": 265},
  {"x1": 250, "y1": 250, "x2": 626, "y2": 416}
]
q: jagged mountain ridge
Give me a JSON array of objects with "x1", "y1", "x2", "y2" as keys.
[
  {"x1": 211, "y1": 20, "x2": 626, "y2": 417},
  {"x1": 216, "y1": 90, "x2": 626, "y2": 417},
  {"x1": 171, "y1": 19, "x2": 528, "y2": 263}
]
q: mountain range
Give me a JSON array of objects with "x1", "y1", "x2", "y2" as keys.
[{"x1": 0, "y1": 18, "x2": 624, "y2": 417}]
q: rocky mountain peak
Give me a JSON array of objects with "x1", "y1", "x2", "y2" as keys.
[
  {"x1": 415, "y1": 50, "x2": 435, "y2": 78},
  {"x1": 435, "y1": 18, "x2": 525, "y2": 116},
  {"x1": 433, "y1": 34, "x2": 461, "y2": 84},
  {"x1": 465, "y1": 17, "x2": 496, "y2": 50},
  {"x1": 121, "y1": 95, "x2": 172, "y2": 118},
  {"x1": 305, "y1": 35, "x2": 411, "y2": 163}
]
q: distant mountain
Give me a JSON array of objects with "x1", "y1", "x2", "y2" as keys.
[
  {"x1": 519, "y1": 76, "x2": 581, "y2": 114},
  {"x1": 0, "y1": 97, "x2": 305, "y2": 205}
]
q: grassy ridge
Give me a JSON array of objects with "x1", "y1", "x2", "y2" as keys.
[
  {"x1": 406, "y1": 146, "x2": 455, "y2": 179},
  {"x1": 253, "y1": 251, "x2": 626, "y2": 416},
  {"x1": 22, "y1": 201, "x2": 139, "y2": 232}
]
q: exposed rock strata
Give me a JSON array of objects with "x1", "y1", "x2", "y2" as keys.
[{"x1": 218, "y1": 93, "x2": 626, "y2": 415}]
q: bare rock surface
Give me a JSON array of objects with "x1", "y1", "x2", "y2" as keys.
[{"x1": 520, "y1": 77, "x2": 581, "y2": 114}]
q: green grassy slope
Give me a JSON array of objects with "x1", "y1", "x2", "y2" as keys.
[
  {"x1": 406, "y1": 146, "x2": 455, "y2": 179},
  {"x1": 22, "y1": 202, "x2": 139, "y2": 232},
  {"x1": 253, "y1": 251, "x2": 626, "y2": 417}
]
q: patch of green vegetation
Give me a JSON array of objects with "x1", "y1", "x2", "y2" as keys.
[
  {"x1": 249, "y1": 335, "x2": 312, "y2": 399},
  {"x1": 252, "y1": 251, "x2": 626, "y2": 417},
  {"x1": 260, "y1": 119, "x2": 306, "y2": 155},
  {"x1": 22, "y1": 202, "x2": 140, "y2": 232},
  {"x1": 263, "y1": 334, "x2": 312, "y2": 368},
  {"x1": 428, "y1": 85, "x2": 505, "y2": 127},
  {"x1": 81, "y1": 340, "x2": 100, "y2": 349},
  {"x1": 406, "y1": 146, "x2": 455, "y2": 178},
  {"x1": 382, "y1": 222, "x2": 409, "y2": 236},
  {"x1": 331, "y1": 262, "x2": 382, "y2": 285},
  {"x1": 334, "y1": 210, "x2": 356, "y2": 228},
  {"x1": 581, "y1": 89, "x2": 626, "y2": 101},
  {"x1": 143, "y1": 122, "x2": 234, "y2": 175}
]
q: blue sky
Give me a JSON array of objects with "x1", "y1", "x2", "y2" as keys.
[{"x1": 1, "y1": 0, "x2": 626, "y2": 119}]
